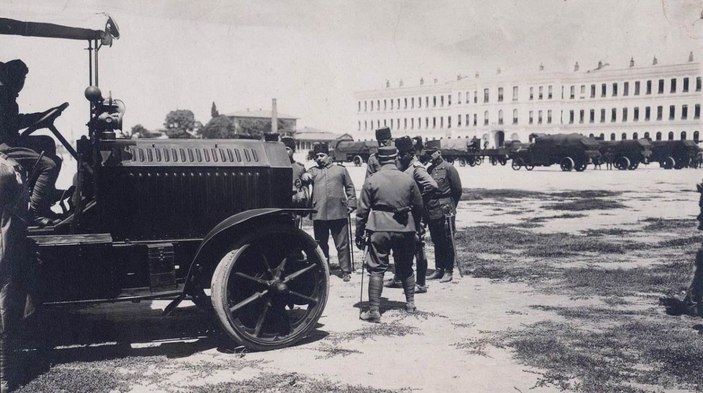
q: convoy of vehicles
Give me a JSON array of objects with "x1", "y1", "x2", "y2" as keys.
[
  {"x1": 509, "y1": 133, "x2": 602, "y2": 171},
  {"x1": 2, "y1": 16, "x2": 328, "y2": 351},
  {"x1": 595, "y1": 139, "x2": 653, "y2": 170}
]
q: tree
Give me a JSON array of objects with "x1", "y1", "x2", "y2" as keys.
[
  {"x1": 130, "y1": 124, "x2": 164, "y2": 139},
  {"x1": 201, "y1": 115, "x2": 236, "y2": 139},
  {"x1": 164, "y1": 109, "x2": 198, "y2": 139},
  {"x1": 211, "y1": 102, "x2": 219, "y2": 118}
]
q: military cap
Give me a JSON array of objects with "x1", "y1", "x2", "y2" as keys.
[
  {"x1": 281, "y1": 136, "x2": 296, "y2": 151},
  {"x1": 395, "y1": 136, "x2": 414, "y2": 153},
  {"x1": 377, "y1": 146, "x2": 398, "y2": 162},
  {"x1": 424, "y1": 139, "x2": 441, "y2": 152},
  {"x1": 375, "y1": 127, "x2": 392, "y2": 141},
  {"x1": 263, "y1": 132, "x2": 280, "y2": 142},
  {"x1": 312, "y1": 142, "x2": 329, "y2": 155}
]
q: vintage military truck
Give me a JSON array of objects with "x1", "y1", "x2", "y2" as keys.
[
  {"x1": 509, "y1": 133, "x2": 602, "y2": 171},
  {"x1": 650, "y1": 140, "x2": 702, "y2": 169},
  {"x1": 330, "y1": 136, "x2": 378, "y2": 166},
  {"x1": 1, "y1": 17, "x2": 328, "y2": 351},
  {"x1": 595, "y1": 139, "x2": 653, "y2": 170}
]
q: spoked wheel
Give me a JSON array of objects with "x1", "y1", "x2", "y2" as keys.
[
  {"x1": 475, "y1": 157, "x2": 482, "y2": 166},
  {"x1": 353, "y1": 155, "x2": 363, "y2": 167},
  {"x1": 614, "y1": 156, "x2": 630, "y2": 170},
  {"x1": 459, "y1": 159, "x2": 467, "y2": 167},
  {"x1": 574, "y1": 161, "x2": 587, "y2": 172},
  {"x1": 560, "y1": 156, "x2": 575, "y2": 171},
  {"x1": 661, "y1": 156, "x2": 675, "y2": 170},
  {"x1": 211, "y1": 227, "x2": 329, "y2": 351},
  {"x1": 628, "y1": 161, "x2": 639, "y2": 170},
  {"x1": 511, "y1": 159, "x2": 522, "y2": 170},
  {"x1": 525, "y1": 164, "x2": 535, "y2": 171}
]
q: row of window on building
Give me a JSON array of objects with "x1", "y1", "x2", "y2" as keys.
[
  {"x1": 357, "y1": 76, "x2": 702, "y2": 112},
  {"x1": 357, "y1": 103, "x2": 701, "y2": 131},
  {"x1": 589, "y1": 130, "x2": 700, "y2": 142},
  {"x1": 567, "y1": 103, "x2": 701, "y2": 124}
]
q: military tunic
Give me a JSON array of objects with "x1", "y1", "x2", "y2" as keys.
[
  {"x1": 365, "y1": 153, "x2": 380, "y2": 179},
  {"x1": 426, "y1": 158, "x2": 462, "y2": 273},
  {"x1": 404, "y1": 159, "x2": 437, "y2": 286},
  {"x1": 356, "y1": 163, "x2": 423, "y2": 275},
  {"x1": 304, "y1": 161, "x2": 357, "y2": 274}
]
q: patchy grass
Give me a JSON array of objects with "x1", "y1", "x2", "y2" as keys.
[
  {"x1": 641, "y1": 218, "x2": 697, "y2": 231},
  {"x1": 315, "y1": 344, "x2": 363, "y2": 359},
  {"x1": 461, "y1": 188, "x2": 623, "y2": 202},
  {"x1": 479, "y1": 316, "x2": 703, "y2": 392},
  {"x1": 453, "y1": 337, "x2": 493, "y2": 357},
  {"x1": 18, "y1": 366, "x2": 131, "y2": 393},
  {"x1": 581, "y1": 228, "x2": 636, "y2": 237},
  {"x1": 329, "y1": 322, "x2": 420, "y2": 344},
  {"x1": 543, "y1": 199, "x2": 626, "y2": 211},
  {"x1": 526, "y1": 213, "x2": 587, "y2": 223},
  {"x1": 192, "y1": 372, "x2": 408, "y2": 393}
]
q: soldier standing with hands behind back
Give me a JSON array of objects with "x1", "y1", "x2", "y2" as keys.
[
  {"x1": 424, "y1": 140, "x2": 463, "y2": 283},
  {"x1": 356, "y1": 146, "x2": 423, "y2": 323},
  {"x1": 303, "y1": 143, "x2": 356, "y2": 282}
]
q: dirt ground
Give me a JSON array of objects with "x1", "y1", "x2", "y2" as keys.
[{"x1": 14, "y1": 161, "x2": 703, "y2": 393}]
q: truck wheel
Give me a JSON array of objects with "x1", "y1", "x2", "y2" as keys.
[
  {"x1": 498, "y1": 157, "x2": 507, "y2": 166},
  {"x1": 525, "y1": 164, "x2": 534, "y2": 171},
  {"x1": 511, "y1": 160, "x2": 522, "y2": 170},
  {"x1": 210, "y1": 227, "x2": 329, "y2": 351},
  {"x1": 353, "y1": 155, "x2": 363, "y2": 167},
  {"x1": 475, "y1": 157, "x2": 482, "y2": 166},
  {"x1": 614, "y1": 156, "x2": 630, "y2": 171},
  {"x1": 662, "y1": 156, "x2": 675, "y2": 170},
  {"x1": 459, "y1": 159, "x2": 467, "y2": 167},
  {"x1": 628, "y1": 161, "x2": 639, "y2": 170},
  {"x1": 560, "y1": 157, "x2": 575, "y2": 171},
  {"x1": 575, "y1": 162, "x2": 587, "y2": 172},
  {"x1": 468, "y1": 159, "x2": 475, "y2": 167}
]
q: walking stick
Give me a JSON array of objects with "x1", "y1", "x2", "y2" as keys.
[
  {"x1": 442, "y1": 205, "x2": 463, "y2": 278},
  {"x1": 347, "y1": 213, "x2": 355, "y2": 271}
]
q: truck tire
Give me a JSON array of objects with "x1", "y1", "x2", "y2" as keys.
[
  {"x1": 525, "y1": 164, "x2": 534, "y2": 171},
  {"x1": 353, "y1": 155, "x2": 363, "y2": 167},
  {"x1": 575, "y1": 161, "x2": 587, "y2": 172},
  {"x1": 459, "y1": 159, "x2": 467, "y2": 167},
  {"x1": 560, "y1": 157, "x2": 575, "y2": 172},
  {"x1": 628, "y1": 161, "x2": 639, "y2": 170},
  {"x1": 498, "y1": 157, "x2": 507, "y2": 166},
  {"x1": 614, "y1": 156, "x2": 630, "y2": 171},
  {"x1": 661, "y1": 156, "x2": 675, "y2": 170},
  {"x1": 511, "y1": 159, "x2": 522, "y2": 170},
  {"x1": 211, "y1": 226, "x2": 329, "y2": 351}
]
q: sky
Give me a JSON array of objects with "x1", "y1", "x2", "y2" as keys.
[{"x1": 1, "y1": 0, "x2": 702, "y2": 139}]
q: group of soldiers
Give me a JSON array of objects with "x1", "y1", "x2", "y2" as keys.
[{"x1": 283, "y1": 127, "x2": 463, "y2": 323}]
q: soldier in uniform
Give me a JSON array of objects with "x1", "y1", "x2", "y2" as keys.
[
  {"x1": 365, "y1": 127, "x2": 393, "y2": 179},
  {"x1": 662, "y1": 180, "x2": 703, "y2": 317},
  {"x1": 0, "y1": 152, "x2": 30, "y2": 392},
  {"x1": 424, "y1": 140, "x2": 463, "y2": 283},
  {"x1": 303, "y1": 143, "x2": 357, "y2": 282},
  {"x1": 355, "y1": 146, "x2": 423, "y2": 323},
  {"x1": 384, "y1": 136, "x2": 437, "y2": 293},
  {"x1": 0, "y1": 59, "x2": 62, "y2": 227}
]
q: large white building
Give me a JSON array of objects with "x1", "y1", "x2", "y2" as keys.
[{"x1": 354, "y1": 56, "x2": 702, "y2": 148}]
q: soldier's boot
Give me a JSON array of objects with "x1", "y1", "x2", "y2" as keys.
[
  {"x1": 426, "y1": 269, "x2": 444, "y2": 280},
  {"x1": 384, "y1": 274, "x2": 402, "y2": 288},
  {"x1": 360, "y1": 273, "x2": 383, "y2": 323},
  {"x1": 440, "y1": 270, "x2": 453, "y2": 283},
  {"x1": 402, "y1": 275, "x2": 416, "y2": 312}
]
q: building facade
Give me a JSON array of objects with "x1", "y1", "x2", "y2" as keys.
[{"x1": 354, "y1": 57, "x2": 702, "y2": 148}]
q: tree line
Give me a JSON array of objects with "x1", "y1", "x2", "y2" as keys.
[{"x1": 128, "y1": 102, "x2": 295, "y2": 139}]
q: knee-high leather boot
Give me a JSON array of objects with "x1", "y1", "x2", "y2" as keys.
[
  {"x1": 360, "y1": 272, "x2": 383, "y2": 323},
  {"x1": 402, "y1": 274, "x2": 416, "y2": 312}
]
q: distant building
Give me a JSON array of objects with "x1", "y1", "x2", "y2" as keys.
[
  {"x1": 223, "y1": 109, "x2": 297, "y2": 136},
  {"x1": 354, "y1": 56, "x2": 702, "y2": 147},
  {"x1": 293, "y1": 127, "x2": 345, "y2": 151}
]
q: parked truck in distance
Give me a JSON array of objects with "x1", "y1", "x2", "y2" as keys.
[
  {"x1": 595, "y1": 139, "x2": 653, "y2": 170},
  {"x1": 650, "y1": 140, "x2": 702, "y2": 169},
  {"x1": 330, "y1": 136, "x2": 378, "y2": 166},
  {"x1": 509, "y1": 133, "x2": 602, "y2": 171}
]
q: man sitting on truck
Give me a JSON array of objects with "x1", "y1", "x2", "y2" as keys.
[{"x1": 0, "y1": 59, "x2": 63, "y2": 227}]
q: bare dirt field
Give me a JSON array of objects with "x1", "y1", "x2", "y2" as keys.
[{"x1": 15, "y1": 162, "x2": 703, "y2": 393}]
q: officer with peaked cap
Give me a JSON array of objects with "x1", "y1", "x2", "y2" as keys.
[
  {"x1": 356, "y1": 146, "x2": 423, "y2": 322},
  {"x1": 383, "y1": 136, "x2": 438, "y2": 292},
  {"x1": 365, "y1": 127, "x2": 393, "y2": 179},
  {"x1": 303, "y1": 143, "x2": 357, "y2": 281},
  {"x1": 424, "y1": 140, "x2": 463, "y2": 283}
]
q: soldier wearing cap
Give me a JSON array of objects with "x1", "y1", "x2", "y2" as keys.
[
  {"x1": 303, "y1": 143, "x2": 357, "y2": 281},
  {"x1": 424, "y1": 140, "x2": 463, "y2": 283},
  {"x1": 0, "y1": 152, "x2": 30, "y2": 392},
  {"x1": 281, "y1": 136, "x2": 308, "y2": 227},
  {"x1": 384, "y1": 136, "x2": 438, "y2": 293},
  {"x1": 365, "y1": 127, "x2": 393, "y2": 179},
  {"x1": 355, "y1": 146, "x2": 423, "y2": 322}
]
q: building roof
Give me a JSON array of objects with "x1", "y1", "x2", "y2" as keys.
[
  {"x1": 224, "y1": 109, "x2": 297, "y2": 120},
  {"x1": 294, "y1": 127, "x2": 342, "y2": 141}
]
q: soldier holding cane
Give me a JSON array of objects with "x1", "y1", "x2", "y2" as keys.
[
  {"x1": 355, "y1": 146, "x2": 423, "y2": 323},
  {"x1": 424, "y1": 140, "x2": 463, "y2": 283}
]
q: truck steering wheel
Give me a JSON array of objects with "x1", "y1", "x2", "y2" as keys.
[{"x1": 20, "y1": 102, "x2": 69, "y2": 138}]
